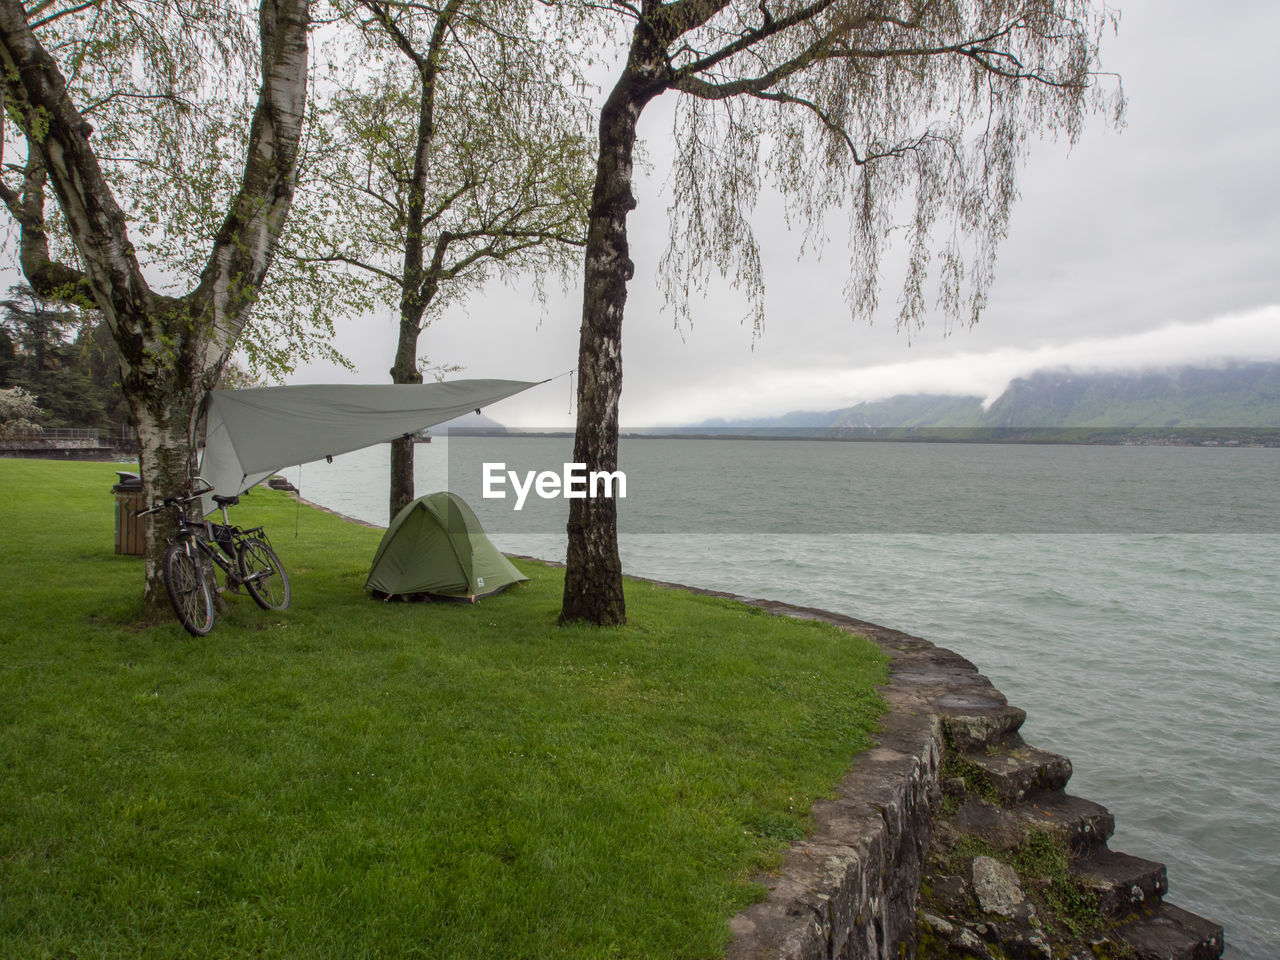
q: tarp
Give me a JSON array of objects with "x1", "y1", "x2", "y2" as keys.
[
  {"x1": 199, "y1": 380, "x2": 538, "y2": 509},
  {"x1": 365, "y1": 491, "x2": 528, "y2": 599}
]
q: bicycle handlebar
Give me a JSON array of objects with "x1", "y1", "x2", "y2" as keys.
[{"x1": 133, "y1": 476, "x2": 216, "y2": 517}]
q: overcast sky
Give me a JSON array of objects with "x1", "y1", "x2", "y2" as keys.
[
  {"x1": 360, "y1": 0, "x2": 1271, "y2": 427},
  {"x1": 24, "y1": 0, "x2": 1277, "y2": 429},
  {"x1": 414, "y1": 0, "x2": 1279, "y2": 427}
]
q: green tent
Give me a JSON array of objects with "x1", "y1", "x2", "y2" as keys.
[{"x1": 365, "y1": 492, "x2": 527, "y2": 600}]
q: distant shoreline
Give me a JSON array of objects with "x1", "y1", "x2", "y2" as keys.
[{"x1": 443, "y1": 427, "x2": 1279, "y2": 447}]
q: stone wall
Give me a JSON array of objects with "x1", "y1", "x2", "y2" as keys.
[
  {"x1": 721, "y1": 599, "x2": 951, "y2": 960},
  {"x1": 705, "y1": 593, "x2": 1225, "y2": 960},
  {"x1": 0, "y1": 444, "x2": 118, "y2": 460}
]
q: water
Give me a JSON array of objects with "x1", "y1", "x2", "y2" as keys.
[{"x1": 280, "y1": 439, "x2": 1280, "y2": 958}]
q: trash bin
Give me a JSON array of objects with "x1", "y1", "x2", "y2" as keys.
[{"x1": 112, "y1": 471, "x2": 146, "y2": 556}]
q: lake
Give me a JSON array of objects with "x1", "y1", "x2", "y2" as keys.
[{"x1": 277, "y1": 437, "x2": 1280, "y2": 959}]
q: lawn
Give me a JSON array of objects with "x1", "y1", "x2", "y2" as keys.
[{"x1": 0, "y1": 459, "x2": 887, "y2": 959}]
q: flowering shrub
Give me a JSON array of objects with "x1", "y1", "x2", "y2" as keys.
[{"x1": 0, "y1": 386, "x2": 42, "y2": 438}]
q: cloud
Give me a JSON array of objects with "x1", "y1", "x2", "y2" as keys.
[{"x1": 641, "y1": 305, "x2": 1280, "y2": 424}]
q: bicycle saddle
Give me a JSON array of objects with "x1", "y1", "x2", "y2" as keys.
[{"x1": 212, "y1": 494, "x2": 240, "y2": 507}]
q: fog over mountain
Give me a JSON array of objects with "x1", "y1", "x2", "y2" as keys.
[{"x1": 697, "y1": 363, "x2": 1280, "y2": 431}]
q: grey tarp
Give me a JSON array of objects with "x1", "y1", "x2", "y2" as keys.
[{"x1": 198, "y1": 380, "x2": 537, "y2": 511}]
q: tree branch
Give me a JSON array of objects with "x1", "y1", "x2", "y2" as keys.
[
  {"x1": 0, "y1": 0, "x2": 144, "y2": 321},
  {"x1": 189, "y1": 0, "x2": 312, "y2": 346},
  {"x1": 292, "y1": 250, "x2": 404, "y2": 286},
  {"x1": 80, "y1": 89, "x2": 197, "y2": 118},
  {"x1": 673, "y1": 0, "x2": 838, "y2": 76},
  {"x1": 674, "y1": 16, "x2": 1081, "y2": 101},
  {"x1": 27, "y1": 0, "x2": 97, "y2": 31},
  {"x1": 359, "y1": 0, "x2": 430, "y2": 72},
  {"x1": 748, "y1": 87, "x2": 947, "y2": 166},
  {"x1": 0, "y1": 154, "x2": 96, "y2": 306},
  {"x1": 439, "y1": 238, "x2": 534, "y2": 280},
  {"x1": 422, "y1": 176, "x2": 477, "y2": 228}
]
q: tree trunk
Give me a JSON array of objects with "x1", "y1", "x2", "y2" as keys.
[
  {"x1": 388, "y1": 300, "x2": 428, "y2": 520},
  {"x1": 560, "y1": 70, "x2": 660, "y2": 626},
  {"x1": 129, "y1": 377, "x2": 206, "y2": 601},
  {"x1": 112, "y1": 298, "x2": 225, "y2": 600},
  {"x1": 385, "y1": 15, "x2": 451, "y2": 523},
  {"x1": 388, "y1": 438, "x2": 417, "y2": 520}
]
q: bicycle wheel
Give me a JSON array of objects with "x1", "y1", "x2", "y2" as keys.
[
  {"x1": 238, "y1": 537, "x2": 291, "y2": 610},
  {"x1": 163, "y1": 541, "x2": 216, "y2": 636}
]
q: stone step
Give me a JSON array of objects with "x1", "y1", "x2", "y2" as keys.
[
  {"x1": 1071, "y1": 847, "x2": 1168, "y2": 918},
  {"x1": 1112, "y1": 901, "x2": 1225, "y2": 960},
  {"x1": 962, "y1": 739, "x2": 1073, "y2": 803},
  {"x1": 1009, "y1": 792, "x2": 1115, "y2": 852},
  {"x1": 952, "y1": 792, "x2": 1115, "y2": 853},
  {"x1": 936, "y1": 692, "x2": 1027, "y2": 751}
]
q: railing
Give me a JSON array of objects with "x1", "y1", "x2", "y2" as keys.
[
  {"x1": 32, "y1": 427, "x2": 102, "y2": 442},
  {"x1": 0, "y1": 425, "x2": 137, "y2": 453}
]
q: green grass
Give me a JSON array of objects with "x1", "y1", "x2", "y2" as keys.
[{"x1": 0, "y1": 459, "x2": 888, "y2": 959}]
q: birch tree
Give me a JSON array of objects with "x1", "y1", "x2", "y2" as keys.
[
  {"x1": 560, "y1": 0, "x2": 1122, "y2": 625},
  {"x1": 264, "y1": 0, "x2": 593, "y2": 521},
  {"x1": 0, "y1": 0, "x2": 311, "y2": 597}
]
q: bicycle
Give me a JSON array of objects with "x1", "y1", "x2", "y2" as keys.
[{"x1": 137, "y1": 477, "x2": 291, "y2": 636}]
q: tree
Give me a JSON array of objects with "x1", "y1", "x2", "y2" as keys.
[
  {"x1": 0, "y1": 283, "x2": 148, "y2": 434},
  {"x1": 0, "y1": 0, "x2": 311, "y2": 598},
  {"x1": 1, "y1": 282, "x2": 101, "y2": 427},
  {"x1": 0, "y1": 284, "x2": 76, "y2": 376},
  {"x1": 560, "y1": 0, "x2": 1121, "y2": 625},
  {"x1": 0, "y1": 321, "x2": 13, "y2": 384},
  {"x1": 266, "y1": 0, "x2": 592, "y2": 521},
  {"x1": 0, "y1": 283, "x2": 79, "y2": 424},
  {"x1": 79, "y1": 316, "x2": 130, "y2": 434},
  {"x1": 0, "y1": 384, "x2": 40, "y2": 437}
]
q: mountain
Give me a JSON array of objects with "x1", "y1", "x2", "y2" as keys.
[
  {"x1": 832, "y1": 394, "x2": 987, "y2": 429},
  {"x1": 700, "y1": 395, "x2": 988, "y2": 430},
  {"x1": 700, "y1": 409, "x2": 844, "y2": 429},
  {"x1": 433, "y1": 411, "x2": 507, "y2": 434},
  {"x1": 981, "y1": 364, "x2": 1280, "y2": 428},
  {"x1": 689, "y1": 363, "x2": 1280, "y2": 440}
]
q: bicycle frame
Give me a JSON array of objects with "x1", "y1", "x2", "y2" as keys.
[
  {"x1": 137, "y1": 481, "x2": 277, "y2": 593},
  {"x1": 165, "y1": 498, "x2": 275, "y2": 592}
]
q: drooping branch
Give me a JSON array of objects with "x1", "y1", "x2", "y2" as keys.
[
  {"x1": 0, "y1": 0, "x2": 153, "y2": 326},
  {"x1": 676, "y1": 32, "x2": 1057, "y2": 103},
  {"x1": 747, "y1": 88, "x2": 949, "y2": 167}
]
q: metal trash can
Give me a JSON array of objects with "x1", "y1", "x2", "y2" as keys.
[{"x1": 112, "y1": 471, "x2": 146, "y2": 556}]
